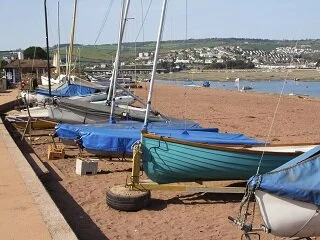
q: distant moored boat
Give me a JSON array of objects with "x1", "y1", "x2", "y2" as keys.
[{"x1": 202, "y1": 81, "x2": 210, "y2": 87}]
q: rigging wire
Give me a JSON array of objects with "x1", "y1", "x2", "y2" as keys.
[
  {"x1": 103, "y1": 0, "x2": 152, "y2": 65},
  {"x1": 185, "y1": 0, "x2": 188, "y2": 41},
  {"x1": 132, "y1": 0, "x2": 155, "y2": 109},
  {"x1": 255, "y1": 40, "x2": 299, "y2": 175},
  {"x1": 134, "y1": 0, "x2": 153, "y2": 42},
  {"x1": 94, "y1": 0, "x2": 114, "y2": 45},
  {"x1": 140, "y1": 0, "x2": 145, "y2": 43},
  {"x1": 234, "y1": 40, "x2": 302, "y2": 236},
  {"x1": 183, "y1": 0, "x2": 188, "y2": 130}
]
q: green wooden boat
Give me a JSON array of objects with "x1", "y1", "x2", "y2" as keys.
[{"x1": 141, "y1": 132, "x2": 317, "y2": 184}]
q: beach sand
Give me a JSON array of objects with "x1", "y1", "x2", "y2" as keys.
[{"x1": 12, "y1": 83, "x2": 320, "y2": 240}]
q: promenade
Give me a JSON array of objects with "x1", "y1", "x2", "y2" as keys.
[{"x1": 0, "y1": 89, "x2": 77, "y2": 240}]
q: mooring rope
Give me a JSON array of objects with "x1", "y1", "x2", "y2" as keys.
[
  {"x1": 255, "y1": 77, "x2": 288, "y2": 175},
  {"x1": 255, "y1": 41, "x2": 299, "y2": 175},
  {"x1": 236, "y1": 41, "x2": 300, "y2": 235},
  {"x1": 94, "y1": 0, "x2": 114, "y2": 45},
  {"x1": 290, "y1": 208, "x2": 320, "y2": 238}
]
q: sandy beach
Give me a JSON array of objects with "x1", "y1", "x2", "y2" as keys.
[{"x1": 8, "y1": 83, "x2": 320, "y2": 240}]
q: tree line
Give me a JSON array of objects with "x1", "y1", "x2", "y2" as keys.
[{"x1": 204, "y1": 60, "x2": 255, "y2": 70}]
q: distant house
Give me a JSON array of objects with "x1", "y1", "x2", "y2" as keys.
[
  {"x1": 2, "y1": 59, "x2": 51, "y2": 83},
  {"x1": 204, "y1": 59, "x2": 213, "y2": 64}
]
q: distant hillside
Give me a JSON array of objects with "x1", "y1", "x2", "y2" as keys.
[
  {"x1": 3, "y1": 38, "x2": 320, "y2": 64},
  {"x1": 55, "y1": 38, "x2": 320, "y2": 63}
]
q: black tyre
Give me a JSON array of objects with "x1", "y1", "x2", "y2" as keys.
[{"x1": 106, "y1": 185, "x2": 151, "y2": 211}]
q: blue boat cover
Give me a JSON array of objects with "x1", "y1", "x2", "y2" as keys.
[
  {"x1": 80, "y1": 128, "x2": 141, "y2": 153},
  {"x1": 36, "y1": 83, "x2": 98, "y2": 97},
  {"x1": 249, "y1": 145, "x2": 320, "y2": 206},
  {"x1": 56, "y1": 119, "x2": 263, "y2": 153},
  {"x1": 55, "y1": 120, "x2": 209, "y2": 140},
  {"x1": 151, "y1": 130, "x2": 264, "y2": 145},
  {"x1": 80, "y1": 129, "x2": 263, "y2": 153}
]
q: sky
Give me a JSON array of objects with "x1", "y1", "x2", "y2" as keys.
[{"x1": 1, "y1": 0, "x2": 320, "y2": 51}]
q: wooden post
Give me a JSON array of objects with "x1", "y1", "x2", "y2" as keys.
[{"x1": 131, "y1": 145, "x2": 142, "y2": 185}]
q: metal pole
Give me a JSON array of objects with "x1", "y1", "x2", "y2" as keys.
[
  {"x1": 67, "y1": 0, "x2": 78, "y2": 82},
  {"x1": 143, "y1": 0, "x2": 168, "y2": 129},
  {"x1": 107, "y1": 0, "x2": 129, "y2": 102},
  {"x1": 44, "y1": 0, "x2": 51, "y2": 97},
  {"x1": 57, "y1": 0, "x2": 61, "y2": 77},
  {"x1": 109, "y1": 0, "x2": 130, "y2": 123}
]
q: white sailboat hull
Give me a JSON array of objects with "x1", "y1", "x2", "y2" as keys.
[
  {"x1": 91, "y1": 96, "x2": 135, "y2": 105},
  {"x1": 67, "y1": 92, "x2": 107, "y2": 102},
  {"x1": 21, "y1": 91, "x2": 53, "y2": 105},
  {"x1": 47, "y1": 105, "x2": 108, "y2": 124},
  {"x1": 6, "y1": 106, "x2": 49, "y2": 120},
  {"x1": 255, "y1": 190, "x2": 320, "y2": 237},
  {"x1": 21, "y1": 91, "x2": 38, "y2": 104},
  {"x1": 41, "y1": 75, "x2": 65, "y2": 86}
]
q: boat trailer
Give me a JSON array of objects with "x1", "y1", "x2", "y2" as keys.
[{"x1": 106, "y1": 145, "x2": 246, "y2": 211}]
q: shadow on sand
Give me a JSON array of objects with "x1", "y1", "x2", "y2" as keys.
[
  {"x1": 146, "y1": 191, "x2": 245, "y2": 212},
  {"x1": 4, "y1": 119, "x2": 109, "y2": 240}
]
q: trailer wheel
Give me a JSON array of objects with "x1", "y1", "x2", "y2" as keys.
[{"x1": 106, "y1": 185, "x2": 151, "y2": 211}]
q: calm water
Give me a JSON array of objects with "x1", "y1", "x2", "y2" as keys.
[{"x1": 156, "y1": 79, "x2": 320, "y2": 97}]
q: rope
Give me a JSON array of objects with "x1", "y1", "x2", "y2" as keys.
[
  {"x1": 183, "y1": 86, "x2": 187, "y2": 129},
  {"x1": 234, "y1": 41, "x2": 301, "y2": 236},
  {"x1": 183, "y1": 0, "x2": 188, "y2": 130},
  {"x1": 237, "y1": 182, "x2": 254, "y2": 225},
  {"x1": 140, "y1": 0, "x2": 145, "y2": 43},
  {"x1": 134, "y1": 0, "x2": 153, "y2": 42},
  {"x1": 94, "y1": 0, "x2": 114, "y2": 45},
  {"x1": 290, "y1": 207, "x2": 320, "y2": 238},
  {"x1": 255, "y1": 77, "x2": 287, "y2": 175},
  {"x1": 255, "y1": 41, "x2": 298, "y2": 175}
]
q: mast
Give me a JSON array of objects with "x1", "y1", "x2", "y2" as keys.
[
  {"x1": 109, "y1": 0, "x2": 130, "y2": 123},
  {"x1": 65, "y1": 46, "x2": 68, "y2": 74},
  {"x1": 66, "y1": 0, "x2": 78, "y2": 82},
  {"x1": 57, "y1": 0, "x2": 61, "y2": 77},
  {"x1": 107, "y1": 0, "x2": 129, "y2": 102},
  {"x1": 44, "y1": 0, "x2": 51, "y2": 97},
  {"x1": 143, "y1": 0, "x2": 168, "y2": 129}
]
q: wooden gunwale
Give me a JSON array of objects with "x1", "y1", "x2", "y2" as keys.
[{"x1": 142, "y1": 132, "x2": 319, "y2": 156}]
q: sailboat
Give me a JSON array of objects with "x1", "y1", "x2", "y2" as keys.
[
  {"x1": 246, "y1": 145, "x2": 320, "y2": 238},
  {"x1": 52, "y1": 0, "x2": 226, "y2": 161},
  {"x1": 46, "y1": 0, "x2": 159, "y2": 124},
  {"x1": 52, "y1": 0, "x2": 207, "y2": 157},
  {"x1": 20, "y1": 0, "x2": 148, "y2": 124}
]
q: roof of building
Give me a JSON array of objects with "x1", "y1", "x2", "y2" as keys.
[{"x1": 3, "y1": 59, "x2": 52, "y2": 69}]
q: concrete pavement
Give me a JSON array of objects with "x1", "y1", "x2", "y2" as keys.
[{"x1": 0, "y1": 89, "x2": 77, "y2": 240}]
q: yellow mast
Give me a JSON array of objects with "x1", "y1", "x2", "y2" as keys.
[{"x1": 66, "y1": 0, "x2": 78, "y2": 81}]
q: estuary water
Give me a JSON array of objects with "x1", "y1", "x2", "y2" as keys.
[{"x1": 156, "y1": 79, "x2": 320, "y2": 97}]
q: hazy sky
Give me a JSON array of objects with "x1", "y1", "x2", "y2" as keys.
[{"x1": 1, "y1": 0, "x2": 320, "y2": 50}]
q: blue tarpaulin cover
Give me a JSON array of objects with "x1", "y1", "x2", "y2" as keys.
[
  {"x1": 80, "y1": 129, "x2": 263, "y2": 153},
  {"x1": 151, "y1": 130, "x2": 264, "y2": 145},
  {"x1": 80, "y1": 128, "x2": 141, "y2": 152},
  {"x1": 56, "y1": 120, "x2": 263, "y2": 153},
  {"x1": 36, "y1": 83, "x2": 98, "y2": 97},
  {"x1": 249, "y1": 145, "x2": 320, "y2": 206},
  {"x1": 55, "y1": 120, "x2": 208, "y2": 140}
]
